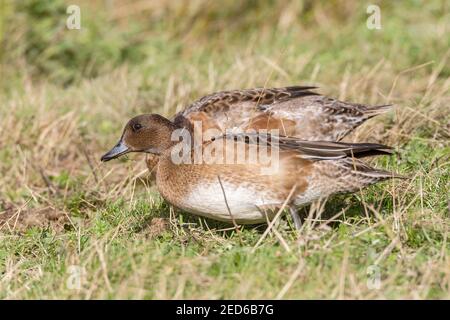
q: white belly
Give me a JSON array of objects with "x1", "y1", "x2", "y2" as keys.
[{"x1": 181, "y1": 181, "x2": 283, "y2": 224}]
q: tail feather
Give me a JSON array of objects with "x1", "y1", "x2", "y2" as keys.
[
  {"x1": 363, "y1": 104, "x2": 393, "y2": 119},
  {"x1": 346, "y1": 158, "x2": 407, "y2": 180},
  {"x1": 330, "y1": 103, "x2": 394, "y2": 141},
  {"x1": 311, "y1": 158, "x2": 405, "y2": 197}
]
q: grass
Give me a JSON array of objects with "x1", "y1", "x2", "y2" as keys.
[{"x1": 0, "y1": 0, "x2": 449, "y2": 299}]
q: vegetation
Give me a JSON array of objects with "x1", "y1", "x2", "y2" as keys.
[{"x1": 0, "y1": 0, "x2": 448, "y2": 299}]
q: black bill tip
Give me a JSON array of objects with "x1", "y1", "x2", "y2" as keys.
[{"x1": 101, "y1": 141, "x2": 130, "y2": 162}]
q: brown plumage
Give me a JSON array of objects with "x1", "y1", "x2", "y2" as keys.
[
  {"x1": 145, "y1": 86, "x2": 392, "y2": 173},
  {"x1": 174, "y1": 86, "x2": 391, "y2": 140},
  {"x1": 101, "y1": 114, "x2": 403, "y2": 226}
]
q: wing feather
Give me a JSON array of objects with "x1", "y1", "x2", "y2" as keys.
[{"x1": 221, "y1": 132, "x2": 393, "y2": 161}]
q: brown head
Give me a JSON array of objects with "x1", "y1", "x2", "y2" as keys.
[{"x1": 101, "y1": 114, "x2": 177, "y2": 162}]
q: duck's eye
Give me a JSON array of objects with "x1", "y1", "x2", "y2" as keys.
[{"x1": 132, "y1": 123, "x2": 142, "y2": 132}]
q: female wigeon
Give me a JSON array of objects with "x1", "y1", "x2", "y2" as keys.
[{"x1": 101, "y1": 113, "x2": 402, "y2": 227}]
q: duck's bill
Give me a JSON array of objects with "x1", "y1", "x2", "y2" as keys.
[{"x1": 101, "y1": 141, "x2": 130, "y2": 162}]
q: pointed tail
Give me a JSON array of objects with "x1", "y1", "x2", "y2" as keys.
[
  {"x1": 311, "y1": 158, "x2": 406, "y2": 197},
  {"x1": 363, "y1": 104, "x2": 393, "y2": 119}
]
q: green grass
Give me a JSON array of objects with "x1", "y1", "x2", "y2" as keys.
[{"x1": 0, "y1": 0, "x2": 449, "y2": 299}]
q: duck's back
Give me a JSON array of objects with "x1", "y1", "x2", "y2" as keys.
[{"x1": 174, "y1": 86, "x2": 391, "y2": 141}]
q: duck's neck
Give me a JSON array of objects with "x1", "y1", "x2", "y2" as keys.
[
  {"x1": 149, "y1": 115, "x2": 181, "y2": 155},
  {"x1": 156, "y1": 116, "x2": 201, "y2": 162}
]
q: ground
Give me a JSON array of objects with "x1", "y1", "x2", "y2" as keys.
[{"x1": 0, "y1": 0, "x2": 449, "y2": 299}]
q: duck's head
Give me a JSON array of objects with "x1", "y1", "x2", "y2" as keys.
[{"x1": 101, "y1": 114, "x2": 176, "y2": 162}]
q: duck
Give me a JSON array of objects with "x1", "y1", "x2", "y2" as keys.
[
  {"x1": 101, "y1": 113, "x2": 402, "y2": 228},
  {"x1": 144, "y1": 86, "x2": 392, "y2": 173}
]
